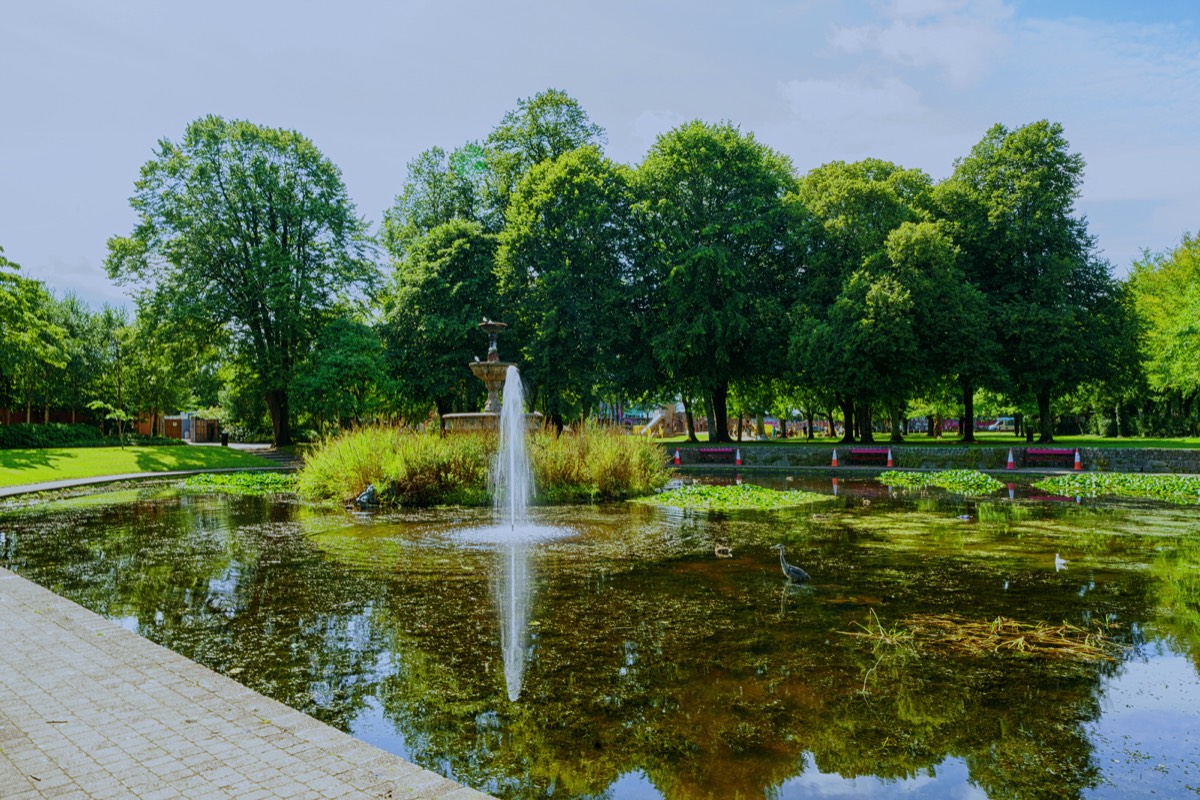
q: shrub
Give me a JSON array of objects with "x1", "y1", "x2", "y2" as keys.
[{"x1": 0, "y1": 423, "x2": 185, "y2": 449}]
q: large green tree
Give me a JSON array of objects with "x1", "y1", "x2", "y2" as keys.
[
  {"x1": 937, "y1": 121, "x2": 1125, "y2": 442},
  {"x1": 1128, "y1": 233, "x2": 1200, "y2": 434},
  {"x1": 496, "y1": 145, "x2": 638, "y2": 428},
  {"x1": 0, "y1": 247, "x2": 67, "y2": 423},
  {"x1": 106, "y1": 115, "x2": 377, "y2": 446},
  {"x1": 485, "y1": 88, "x2": 606, "y2": 210},
  {"x1": 381, "y1": 143, "x2": 493, "y2": 260},
  {"x1": 381, "y1": 220, "x2": 498, "y2": 427},
  {"x1": 1130, "y1": 233, "x2": 1200, "y2": 401},
  {"x1": 790, "y1": 159, "x2": 933, "y2": 442},
  {"x1": 637, "y1": 121, "x2": 805, "y2": 442},
  {"x1": 292, "y1": 316, "x2": 390, "y2": 431}
]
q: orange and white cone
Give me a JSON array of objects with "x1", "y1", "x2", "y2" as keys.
[
  {"x1": 674, "y1": 449, "x2": 680, "y2": 466},
  {"x1": 1007, "y1": 449, "x2": 1015, "y2": 469},
  {"x1": 1074, "y1": 449, "x2": 1082, "y2": 470},
  {"x1": 831, "y1": 448, "x2": 839, "y2": 467},
  {"x1": 735, "y1": 448, "x2": 742, "y2": 466},
  {"x1": 886, "y1": 448, "x2": 893, "y2": 468}
]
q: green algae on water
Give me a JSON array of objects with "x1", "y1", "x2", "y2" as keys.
[
  {"x1": 632, "y1": 483, "x2": 828, "y2": 511},
  {"x1": 184, "y1": 471, "x2": 298, "y2": 496},
  {"x1": 1034, "y1": 473, "x2": 1200, "y2": 505},
  {"x1": 878, "y1": 469, "x2": 1005, "y2": 496}
]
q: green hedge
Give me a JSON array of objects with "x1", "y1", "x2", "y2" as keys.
[{"x1": 0, "y1": 423, "x2": 186, "y2": 450}]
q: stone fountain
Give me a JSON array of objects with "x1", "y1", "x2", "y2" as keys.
[{"x1": 444, "y1": 320, "x2": 541, "y2": 432}]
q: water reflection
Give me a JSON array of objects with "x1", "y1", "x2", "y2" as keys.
[{"x1": 1, "y1": 482, "x2": 1199, "y2": 799}]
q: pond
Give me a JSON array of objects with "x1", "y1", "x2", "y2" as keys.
[{"x1": 2, "y1": 476, "x2": 1199, "y2": 799}]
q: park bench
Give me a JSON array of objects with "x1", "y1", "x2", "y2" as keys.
[
  {"x1": 1024, "y1": 448, "x2": 1076, "y2": 468},
  {"x1": 848, "y1": 447, "x2": 889, "y2": 466},
  {"x1": 695, "y1": 447, "x2": 737, "y2": 464}
]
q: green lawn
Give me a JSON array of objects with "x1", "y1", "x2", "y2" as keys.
[
  {"x1": 0, "y1": 446, "x2": 278, "y2": 488},
  {"x1": 657, "y1": 432, "x2": 1200, "y2": 449}
]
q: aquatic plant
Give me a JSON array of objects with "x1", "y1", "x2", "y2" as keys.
[
  {"x1": 843, "y1": 612, "x2": 1123, "y2": 662},
  {"x1": 184, "y1": 472, "x2": 298, "y2": 496},
  {"x1": 1033, "y1": 472, "x2": 1200, "y2": 505},
  {"x1": 632, "y1": 483, "x2": 827, "y2": 511},
  {"x1": 878, "y1": 469, "x2": 1005, "y2": 496}
]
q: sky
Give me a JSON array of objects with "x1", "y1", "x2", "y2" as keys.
[{"x1": 3, "y1": 0, "x2": 1198, "y2": 308}]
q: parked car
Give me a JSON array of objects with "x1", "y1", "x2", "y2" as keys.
[{"x1": 987, "y1": 416, "x2": 1015, "y2": 431}]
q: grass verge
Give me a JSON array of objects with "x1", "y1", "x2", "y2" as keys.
[{"x1": 0, "y1": 446, "x2": 277, "y2": 488}]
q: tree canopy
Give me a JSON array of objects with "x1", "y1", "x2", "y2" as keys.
[{"x1": 105, "y1": 115, "x2": 377, "y2": 446}]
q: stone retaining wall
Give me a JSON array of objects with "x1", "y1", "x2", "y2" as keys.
[{"x1": 663, "y1": 443, "x2": 1200, "y2": 473}]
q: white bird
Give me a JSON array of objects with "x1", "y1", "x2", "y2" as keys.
[{"x1": 1055, "y1": 553, "x2": 1068, "y2": 572}]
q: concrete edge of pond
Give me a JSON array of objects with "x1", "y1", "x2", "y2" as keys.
[
  {"x1": 0, "y1": 467, "x2": 297, "y2": 499},
  {"x1": 0, "y1": 566, "x2": 496, "y2": 800}
]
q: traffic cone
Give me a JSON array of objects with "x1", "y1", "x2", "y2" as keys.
[
  {"x1": 674, "y1": 449, "x2": 680, "y2": 466},
  {"x1": 886, "y1": 448, "x2": 893, "y2": 468},
  {"x1": 831, "y1": 448, "x2": 839, "y2": 467},
  {"x1": 1074, "y1": 449, "x2": 1082, "y2": 471},
  {"x1": 735, "y1": 448, "x2": 742, "y2": 466},
  {"x1": 1007, "y1": 449, "x2": 1015, "y2": 469}
]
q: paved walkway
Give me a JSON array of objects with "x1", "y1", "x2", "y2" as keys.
[{"x1": 0, "y1": 567, "x2": 493, "y2": 800}]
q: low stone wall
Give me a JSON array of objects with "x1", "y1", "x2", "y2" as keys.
[{"x1": 663, "y1": 443, "x2": 1200, "y2": 473}]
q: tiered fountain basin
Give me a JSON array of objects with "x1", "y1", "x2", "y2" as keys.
[{"x1": 443, "y1": 360, "x2": 543, "y2": 433}]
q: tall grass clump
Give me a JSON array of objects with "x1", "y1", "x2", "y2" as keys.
[
  {"x1": 296, "y1": 421, "x2": 670, "y2": 506},
  {"x1": 530, "y1": 421, "x2": 671, "y2": 502},
  {"x1": 296, "y1": 427, "x2": 492, "y2": 506}
]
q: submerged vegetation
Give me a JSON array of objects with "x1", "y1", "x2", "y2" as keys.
[
  {"x1": 878, "y1": 469, "x2": 1005, "y2": 495},
  {"x1": 1034, "y1": 472, "x2": 1200, "y2": 505},
  {"x1": 632, "y1": 483, "x2": 828, "y2": 511},
  {"x1": 184, "y1": 472, "x2": 297, "y2": 496},
  {"x1": 843, "y1": 612, "x2": 1123, "y2": 661},
  {"x1": 296, "y1": 422, "x2": 670, "y2": 506}
]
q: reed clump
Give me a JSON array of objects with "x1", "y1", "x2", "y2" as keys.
[{"x1": 296, "y1": 422, "x2": 670, "y2": 506}]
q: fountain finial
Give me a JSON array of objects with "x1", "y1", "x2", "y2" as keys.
[{"x1": 478, "y1": 319, "x2": 508, "y2": 363}]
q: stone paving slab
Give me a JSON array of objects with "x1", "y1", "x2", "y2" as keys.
[{"x1": 0, "y1": 567, "x2": 495, "y2": 800}]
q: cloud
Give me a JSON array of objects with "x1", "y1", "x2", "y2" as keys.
[{"x1": 829, "y1": 0, "x2": 1013, "y2": 87}]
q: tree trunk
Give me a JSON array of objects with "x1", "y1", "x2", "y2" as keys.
[
  {"x1": 859, "y1": 401, "x2": 875, "y2": 444},
  {"x1": 927, "y1": 414, "x2": 936, "y2": 438},
  {"x1": 703, "y1": 394, "x2": 716, "y2": 442},
  {"x1": 961, "y1": 382, "x2": 976, "y2": 444},
  {"x1": 837, "y1": 395, "x2": 856, "y2": 444},
  {"x1": 43, "y1": 404, "x2": 49, "y2": 424},
  {"x1": 1036, "y1": 387, "x2": 1054, "y2": 443},
  {"x1": 805, "y1": 409, "x2": 815, "y2": 441},
  {"x1": 736, "y1": 414, "x2": 743, "y2": 441},
  {"x1": 710, "y1": 385, "x2": 731, "y2": 442},
  {"x1": 436, "y1": 398, "x2": 448, "y2": 436},
  {"x1": 683, "y1": 399, "x2": 697, "y2": 442},
  {"x1": 1014, "y1": 413, "x2": 1024, "y2": 438},
  {"x1": 889, "y1": 405, "x2": 904, "y2": 444},
  {"x1": 265, "y1": 389, "x2": 293, "y2": 447}
]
